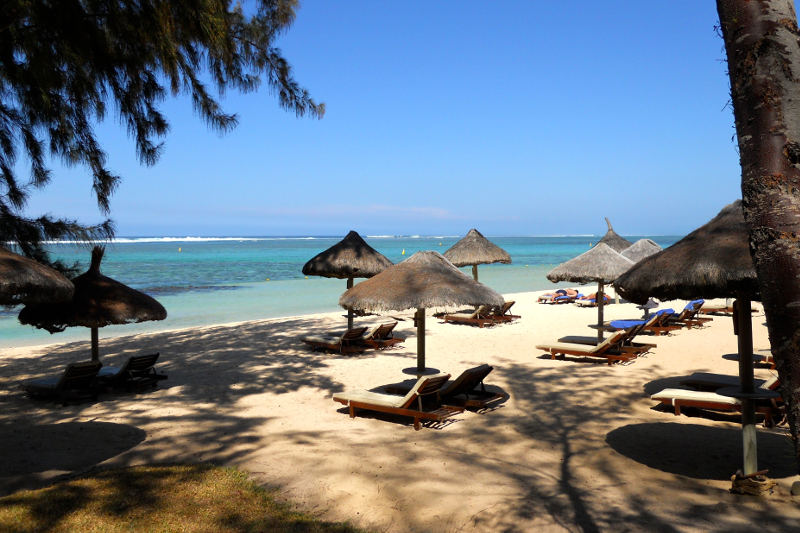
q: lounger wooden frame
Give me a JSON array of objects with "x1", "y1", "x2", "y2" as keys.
[
  {"x1": 361, "y1": 322, "x2": 405, "y2": 349},
  {"x1": 651, "y1": 388, "x2": 780, "y2": 426},
  {"x1": 486, "y1": 301, "x2": 520, "y2": 323},
  {"x1": 442, "y1": 305, "x2": 496, "y2": 328},
  {"x1": 334, "y1": 373, "x2": 463, "y2": 430},
  {"x1": 383, "y1": 364, "x2": 504, "y2": 409},
  {"x1": 98, "y1": 352, "x2": 166, "y2": 390},
  {"x1": 535, "y1": 331, "x2": 638, "y2": 365},
  {"x1": 23, "y1": 360, "x2": 102, "y2": 405},
  {"x1": 302, "y1": 326, "x2": 369, "y2": 354},
  {"x1": 558, "y1": 322, "x2": 657, "y2": 353}
]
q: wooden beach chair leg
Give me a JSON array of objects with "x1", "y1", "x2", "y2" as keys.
[
  {"x1": 349, "y1": 405, "x2": 356, "y2": 419},
  {"x1": 413, "y1": 416, "x2": 421, "y2": 430}
]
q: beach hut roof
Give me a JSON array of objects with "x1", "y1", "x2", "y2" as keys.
[
  {"x1": 0, "y1": 246, "x2": 74, "y2": 305},
  {"x1": 19, "y1": 246, "x2": 167, "y2": 333},
  {"x1": 597, "y1": 218, "x2": 633, "y2": 252},
  {"x1": 613, "y1": 200, "x2": 758, "y2": 304},
  {"x1": 302, "y1": 230, "x2": 392, "y2": 279},
  {"x1": 620, "y1": 239, "x2": 662, "y2": 263},
  {"x1": 546, "y1": 242, "x2": 635, "y2": 284},
  {"x1": 339, "y1": 251, "x2": 504, "y2": 312},
  {"x1": 443, "y1": 229, "x2": 511, "y2": 267}
]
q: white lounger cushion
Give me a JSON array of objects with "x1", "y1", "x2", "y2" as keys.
[
  {"x1": 333, "y1": 389, "x2": 408, "y2": 408},
  {"x1": 536, "y1": 331, "x2": 626, "y2": 354},
  {"x1": 651, "y1": 388, "x2": 739, "y2": 407},
  {"x1": 333, "y1": 372, "x2": 449, "y2": 408}
]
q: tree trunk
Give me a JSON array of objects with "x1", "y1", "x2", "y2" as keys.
[{"x1": 717, "y1": 0, "x2": 800, "y2": 471}]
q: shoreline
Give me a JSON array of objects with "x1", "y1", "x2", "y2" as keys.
[{"x1": 1, "y1": 288, "x2": 563, "y2": 352}]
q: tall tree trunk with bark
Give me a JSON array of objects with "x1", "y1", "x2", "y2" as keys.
[{"x1": 717, "y1": 0, "x2": 800, "y2": 470}]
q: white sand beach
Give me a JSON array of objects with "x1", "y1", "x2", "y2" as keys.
[{"x1": 1, "y1": 290, "x2": 799, "y2": 532}]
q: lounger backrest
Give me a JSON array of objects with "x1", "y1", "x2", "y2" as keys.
[
  {"x1": 594, "y1": 331, "x2": 627, "y2": 353},
  {"x1": 651, "y1": 309, "x2": 675, "y2": 325},
  {"x1": 342, "y1": 327, "x2": 368, "y2": 341},
  {"x1": 399, "y1": 373, "x2": 450, "y2": 409},
  {"x1": 761, "y1": 375, "x2": 780, "y2": 390},
  {"x1": 475, "y1": 305, "x2": 492, "y2": 318},
  {"x1": 441, "y1": 364, "x2": 493, "y2": 397},
  {"x1": 619, "y1": 323, "x2": 644, "y2": 344},
  {"x1": 126, "y1": 353, "x2": 160, "y2": 375},
  {"x1": 60, "y1": 361, "x2": 102, "y2": 390},
  {"x1": 683, "y1": 299, "x2": 705, "y2": 319},
  {"x1": 500, "y1": 301, "x2": 515, "y2": 314},
  {"x1": 370, "y1": 322, "x2": 397, "y2": 340}
]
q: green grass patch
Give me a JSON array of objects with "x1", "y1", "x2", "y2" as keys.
[{"x1": 0, "y1": 464, "x2": 365, "y2": 532}]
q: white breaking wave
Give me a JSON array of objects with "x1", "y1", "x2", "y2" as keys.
[{"x1": 39, "y1": 236, "x2": 325, "y2": 244}]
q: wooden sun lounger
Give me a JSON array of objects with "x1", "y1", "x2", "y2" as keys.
[
  {"x1": 383, "y1": 364, "x2": 504, "y2": 409},
  {"x1": 590, "y1": 309, "x2": 678, "y2": 336},
  {"x1": 442, "y1": 305, "x2": 496, "y2": 328},
  {"x1": 664, "y1": 300, "x2": 713, "y2": 329},
  {"x1": 486, "y1": 301, "x2": 520, "y2": 322},
  {"x1": 558, "y1": 321, "x2": 658, "y2": 353},
  {"x1": 23, "y1": 360, "x2": 102, "y2": 405},
  {"x1": 679, "y1": 372, "x2": 776, "y2": 391},
  {"x1": 535, "y1": 331, "x2": 638, "y2": 365},
  {"x1": 302, "y1": 326, "x2": 369, "y2": 354},
  {"x1": 97, "y1": 352, "x2": 166, "y2": 390},
  {"x1": 362, "y1": 322, "x2": 405, "y2": 349},
  {"x1": 651, "y1": 387, "x2": 781, "y2": 426},
  {"x1": 333, "y1": 373, "x2": 463, "y2": 430}
]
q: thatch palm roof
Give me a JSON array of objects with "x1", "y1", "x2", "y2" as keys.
[
  {"x1": 302, "y1": 231, "x2": 392, "y2": 279},
  {"x1": 0, "y1": 247, "x2": 73, "y2": 305},
  {"x1": 614, "y1": 201, "x2": 757, "y2": 304},
  {"x1": 443, "y1": 229, "x2": 511, "y2": 267},
  {"x1": 546, "y1": 243, "x2": 634, "y2": 284},
  {"x1": 339, "y1": 251, "x2": 504, "y2": 312},
  {"x1": 19, "y1": 247, "x2": 167, "y2": 333},
  {"x1": 621, "y1": 239, "x2": 662, "y2": 263},
  {"x1": 597, "y1": 218, "x2": 633, "y2": 252}
]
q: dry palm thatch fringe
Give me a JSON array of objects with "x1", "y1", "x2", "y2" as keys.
[
  {"x1": 621, "y1": 239, "x2": 662, "y2": 263},
  {"x1": 0, "y1": 246, "x2": 73, "y2": 305},
  {"x1": 613, "y1": 201, "x2": 757, "y2": 305},
  {"x1": 19, "y1": 246, "x2": 166, "y2": 332},
  {"x1": 443, "y1": 228, "x2": 511, "y2": 267},
  {"x1": 302, "y1": 230, "x2": 392, "y2": 279},
  {"x1": 339, "y1": 251, "x2": 504, "y2": 313},
  {"x1": 546, "y1": 243, "x2": 634, "y2": 285},
  {"x1": 597, "y1": 217, "x2": 634, "y2": 252}
]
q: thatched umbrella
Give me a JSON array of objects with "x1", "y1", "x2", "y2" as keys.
[
  {"x1": 302, "y1": 231, "x2": 392, "y2": 330},
  {"x1": 547, "y1": 243, "x2": 634, "y2": 342},
  {"x1": 19, "y1": 247, "x2": 167, "y2": 362},
  {"x1": 339, "y1": 251, "x2": 504, "y2": 373},
  {"x1": 614, "y1": 200, "x2": 764, "y2": 477},
  {"x1": 621, "y1": 239, "x2": 662, "y2": 263},
  {"x1": 443, "y1": 228, "x2": 511, "y2": 281},
  {"x1": 597, "y1": 217, "x2": 633, "y2": 252},
  {"x1": 0, "y1": 246, "x2": 74, "y2": 305}
]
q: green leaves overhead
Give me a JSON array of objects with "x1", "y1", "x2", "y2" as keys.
[{"x1": 0, "y1": 1, "x2": 323, "y2": 267}]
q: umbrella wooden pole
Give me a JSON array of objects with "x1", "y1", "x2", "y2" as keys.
[
  {"x1": 735, "y1": 297, "x2": 758, "y2": 475},
  {"x1": 91, "y1": 327, "x2": 99, "y2": 362},
  {"x1": 416, "y1": 308, "x2": 426, "y2": 372},
  {"x1": 346, "y1": 278, "x2": 354, "y2": 330},
  {"x1": 472, "y1": 264, "x2": 478, "y2": 282},
  {"x1": 597, "y1": 281, "x2": 605, "y2": 343}
]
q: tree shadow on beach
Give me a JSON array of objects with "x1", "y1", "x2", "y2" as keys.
[
  {"x1": 0, "y1": 315, "x2": 416, "y2": 496},
  {"x1": 419, "y1": 361, "x2": 798, "y2": 532}
]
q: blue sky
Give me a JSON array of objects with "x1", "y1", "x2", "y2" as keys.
[{"x1": 23, "y1": 1, "x2": 750, "y2": 237}]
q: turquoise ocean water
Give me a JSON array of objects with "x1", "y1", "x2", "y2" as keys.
[{"x1": 0, "y1": 235, "x2": 679, "y2": 348}]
